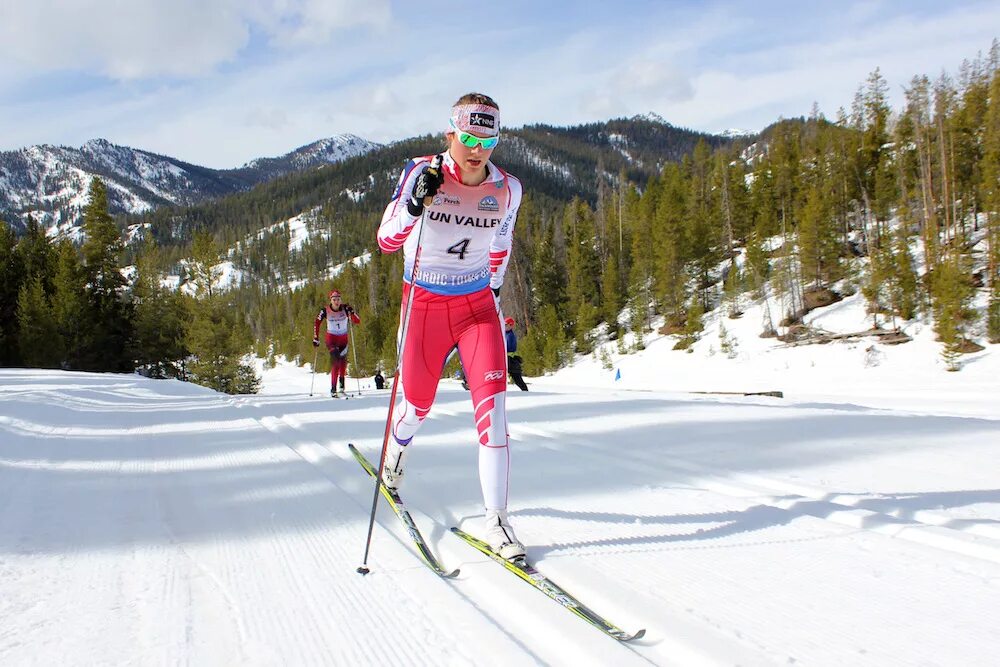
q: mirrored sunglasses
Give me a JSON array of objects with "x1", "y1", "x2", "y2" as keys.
[{"x1": 449, "y1": 119, "x2": 499, "y2": 149}]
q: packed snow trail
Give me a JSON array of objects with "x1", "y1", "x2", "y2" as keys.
[{"x1": 3, "y1": 368, "x2": 1000, "y2": 665}]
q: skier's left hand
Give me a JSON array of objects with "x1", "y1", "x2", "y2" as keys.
[{"x1": 491, "y1": 286, "x2": 502, "y2": 320}]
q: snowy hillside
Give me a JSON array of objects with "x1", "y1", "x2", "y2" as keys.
[
  {"x1": 2, "y1": 324, "x2": 999, "y2": 665},
  {"x1": 544, "y1": 278, "x2": 998, "y2": 419},
  {"x1": 156, "y1": 207, "x2": 372, "y2": 294},
  {"x1": 0, "y1": 135, "x2": 379, "y2": 236}
]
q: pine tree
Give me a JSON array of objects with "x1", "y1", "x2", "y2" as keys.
[
  {"x1": 600, "y1": 250, "x2": 622, "y2": 334},
  {"x1": 987, "y1": 294, "x2": 1000, "y2": 344},
  {"x1": 186, "y1": 295, "x2": 259, "y2": 394},
  {"x1": 932, "y1": 250, "x2": 975, "y2": 370},
  {"x1": 0, "y1": 223, "x2": 24, "y2": 366},
  {"x1": 686, "y1": 140, "x2": 721, "y2": 305},
  {"x1": 189, "y1": 230, "x2": 223, "y2": 298},
  {"x1": 16, "y1": 277, "x2": 61, "y2": 368},
  {"x1": 531, "y1": 221, "x2": 567, "y2": 321},
  {"x1": 653, "y1": 164, "x2": 688, "y2": 327},
  {"x1": 16, "y1": 215, "x2": 55, "y2": 290},
  {"x1": 50, "y1": 240, "x2": 86, "y2": 368},
  {"x1": 521, "y1": 303, "x2": 567, "y2": 373},
  {"x1": 890, "y1": 225, "x2": 920, "y2": 321},
  {"x1": 564, "y1": 198, "x2": 601, "y2": 349},
  {"x1": 982, "y1": 69, "x2": 1000, "y2": 342},
  {"x1": 79, "y1": 178, "x2": 133, "y2": 371},
  {"x1": 674, "y1": 295, "x2": 704, "y2": 351},
  {"x1": 133, "y1": 242, "x2": 189, "y2": 377},
  {"x1": 722, "y1": 260, "x2": 743, "y2": 318}
]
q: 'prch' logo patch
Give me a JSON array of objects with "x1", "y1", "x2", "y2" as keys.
[
  {"x1": 478, "y1": 196, "x2": 499, "y2": 212},
  {"x1": 433, "y1": 192, "x2": 461, "y2": 206}
]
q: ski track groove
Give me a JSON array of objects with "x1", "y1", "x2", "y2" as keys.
[
  {"x1": 252, "y1": 411, "x2": 484, "y2": 666},
  {"x1": 238, "y1": 414, "x2": 371, "y2": 664},
  {"x1": 265, "y1": 409, "x2": 649, "y2": 665}
]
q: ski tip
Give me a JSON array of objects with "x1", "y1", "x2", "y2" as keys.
[
  {"x1": 624, "y1": 629, "x2": 646, "y2": 642},
  {"x1": 356, "y1": 565, "x2": 371, "y2": 575},
  {"x1": 445, "y1": 568, "x2": 460, "y2": 578}
]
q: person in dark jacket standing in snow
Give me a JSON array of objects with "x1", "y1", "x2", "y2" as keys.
[{"x1": 504, "y1": 317, "x2": 528, "y2": 391}]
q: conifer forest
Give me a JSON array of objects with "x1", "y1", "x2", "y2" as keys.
[{"x1": 2, "y1": 42, "x2": 998, "y2": 391}]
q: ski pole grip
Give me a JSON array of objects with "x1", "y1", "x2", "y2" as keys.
[{"x1": 423, "y1": 154, "x2": 444, "y2": 206}]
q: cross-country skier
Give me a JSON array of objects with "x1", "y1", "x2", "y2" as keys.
[
  {"x1": 377, "y1": 92, "x2": 525, "y2": 559},
  {"x1": 504, "y1": 317, "x2": 528, "y2": 391},
  {"x1": 313, "y1": 289, "x2": 361, "y2": 398}
]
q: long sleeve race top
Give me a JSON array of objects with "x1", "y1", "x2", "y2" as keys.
[
  {"x1": 378, "y1": 152, "x2": 522, "y2": 296},
  {"x1": 314, "y1": 306, "x2": 361, "y2": 338}
]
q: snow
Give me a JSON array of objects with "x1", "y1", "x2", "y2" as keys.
[
  {"x1": 285, "y1": 252, "x2": 372, "y2": 292},
  {"x1": 253, "y1": 207, "x2": 321, "y2": 253},
  {"x1": 504, "y1": 136, "x2": 575, "y2": 183},
  {"x1": 3, "y1": 286, "x2": 999, "y2": 665}
]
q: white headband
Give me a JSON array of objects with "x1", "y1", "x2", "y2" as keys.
[{"x1": 449, "y1": 103, "x2": 500, "y2": 136}]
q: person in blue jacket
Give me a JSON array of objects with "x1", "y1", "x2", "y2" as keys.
[{"x1": 504, "y1": 317, "x2": 528, "y2": 391}]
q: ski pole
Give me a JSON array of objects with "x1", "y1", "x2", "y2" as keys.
[
  {"x1": 358, "y1": 154, "x2": 442, "y2": 575},
  {"x1": 309, "y1": 345, "x2": 318, "y2": 396},
  {"x1": 349, "y1": 324, "x2": 362, "y2": 397}
]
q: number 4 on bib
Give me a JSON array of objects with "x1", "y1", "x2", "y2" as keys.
[{"x1": 447, "y1": 238, "x2": 471, "y2": 260}]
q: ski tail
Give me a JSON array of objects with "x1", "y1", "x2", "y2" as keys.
[
  {"x1": 451, "y1": 527, "x2": 644, "y2": 642},
  {"x1": 349, "y1": 444, "x2": 458, "y2": 578}
]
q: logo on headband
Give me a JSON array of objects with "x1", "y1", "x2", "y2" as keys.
[{"x1": 469, "y1": 112, "x2": 496, "y2": 130}]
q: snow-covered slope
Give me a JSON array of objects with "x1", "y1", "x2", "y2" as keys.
[
  {"x1": 540, "y1": 260, "x2": 998, "y2": 419},
  {"x1": 2, "y1": 335, "x2": 999, "y2": 664},
  {"x1": 240, "y1": 134, "x2": 380, "y2": 178},
  {"x1": 0, "y1": 135, "x2": 379, "y2": 236}
]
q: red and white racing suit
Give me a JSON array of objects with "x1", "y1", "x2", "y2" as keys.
[
  {"x1": 378, "y1": 151, "x2": 522, "y2": 510},
  {"x1": 313, "y1": 306, "x2": 361, "y2": 388}
]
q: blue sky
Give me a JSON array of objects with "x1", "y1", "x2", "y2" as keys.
[{"x1": 1, "y1": 0, "x2": 997, "y2": 168}]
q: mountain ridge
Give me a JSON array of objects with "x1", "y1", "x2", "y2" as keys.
[{"x1": 0, "y1": 134, "x2": 381, "y2": 234}]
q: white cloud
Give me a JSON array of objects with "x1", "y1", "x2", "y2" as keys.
[
  {"x1": 1, "y1": 1, "x2": 998, "y2": 167},
  {"x1": 0, "y1": 0, "x2": 390, "y2": 79}
]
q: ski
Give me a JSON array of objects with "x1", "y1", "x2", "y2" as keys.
[
  {"x1": 450, "y1": 527, "x2": 645, "y2": 642},
  {"x1": 349, "y1": 444, "x2": 458, "y2": 578}
]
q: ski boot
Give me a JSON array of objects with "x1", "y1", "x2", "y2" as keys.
[
  {"x1": 380, "y1": 435, "x2": 411, "y2": 489},
  {"x1": 483, "y1": 509, "x2": 525, "y2": 560}
]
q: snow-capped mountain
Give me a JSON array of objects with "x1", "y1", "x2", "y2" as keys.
[
  {"x1": 720, "y1": 128, "x2": 755, "y2": 138},
  {"x1": 239, "y1": 135, "x2": 380, "y2": 179},
  {"x1": 0, "y1": 135, "x2": 380, "y2": 236}
]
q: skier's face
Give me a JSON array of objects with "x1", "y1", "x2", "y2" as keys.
[
  {"x1": 330, "y1": 296, "x2": 341, "y2": 307},
  {"x1": 447, "y1": 130, "x2": 495, "y2": 177}
]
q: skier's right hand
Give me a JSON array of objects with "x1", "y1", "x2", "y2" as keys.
[
  {"x1": 407, "y1": 159, "x2": 444, "y2": 216},
  {"x1": 312, "y1": 338, "x2": 320, "y2": 347}
]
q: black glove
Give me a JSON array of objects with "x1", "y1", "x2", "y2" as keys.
[
  {"x1": 344, "y1": 305, "x2": 354, "y2": 316},
  {"x1": 312, "y1": 338, "x2": 320, "y2": 347},
  {"x1": 406, "y1": 157, "x2": 444, "y2": 216}
]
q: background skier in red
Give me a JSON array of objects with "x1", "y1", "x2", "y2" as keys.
[{"x1": 313, "y1": 289, "x2": 360, "y2": 398}]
